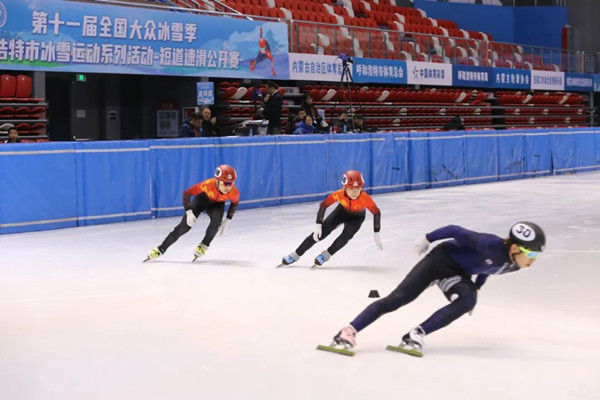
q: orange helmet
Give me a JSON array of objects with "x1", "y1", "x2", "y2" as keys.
[
  {"x1": 259, "y1": 37, "x2": 267, "y2": 48},
  {"x1": 341, "y1": 170, "x2": 364, "y2": 188},
  {"x1": 214, "y1": 164, "x2": 237, "y2": 183}
]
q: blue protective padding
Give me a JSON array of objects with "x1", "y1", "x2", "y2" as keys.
[
  {"x1": 497, "y1": 130, "x2": 525, "y2": 180},
  {"x1": 277, "y1": 135, "x2": 328, "y2": 205},
  {"x1": 149, "y1": 138, "x2": 217, "y2": 217},
  {"x1": 326, "y1": 134, "x2": 372, "y2": 194},
  {"x1": 214, "y1": 136, "x2": 279, "y2": 209},
  {"x1": 0, "y1": 142, "x2": 78, "y2": 234},
  {"x1": 548, "y1": 129, "x2": 575, "y2": 175},
  {"x1": 428, "y1": 131, "x2": 466, "y2": 188},
  {"x1": 573, "y1": 130, "x2": 598, "y2": 172},
  {"x1": 596, "y1": 128, "x2": 600, "y2": 169},
  {"x1": 464, "y1": 130, "x2": 498, "y2": 184},
  {"x1": 524, "y1": 130, "x2": 552, "y2": 177},
  {"x1": 370, "y1": 133, "x2": 408, "y2": 194},
  {"x1": 407, "y1": 132, "x2": 430, "y2": 189},
  {"x1": 3, "y1": 129, "x2": 600, "y2": 235},
  {"x1": 75, "y1": 141, "x2": 151, "y2": 226}
]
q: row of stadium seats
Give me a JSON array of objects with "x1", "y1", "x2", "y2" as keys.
[
  {"x1": 214, "y1": 80, "x2": 590, "y2": 130},
  {"x1": 207, "y1": 0, "x2": 559, "y2": 70},
  {"x1": 0, "y1": 74, "x2": 48, "y2": 139}
]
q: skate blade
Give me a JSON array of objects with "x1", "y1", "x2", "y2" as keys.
[
  {"x1": 311, "y1": 264, "x2": 321, "y2": 269},
  {"x1": 316, "y1": 344, "x2": 355, "y2": 357},
  {"x1": 275, "y1": 263, "x2": 286, "y2": 268},
  {"x1": 386, "y1": 345, "x2": 423, "y2": 357},
  {"x1": 143, "y1": 256, "x2": 151, "y2": 263}
]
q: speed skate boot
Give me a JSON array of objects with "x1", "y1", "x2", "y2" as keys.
[
  {"x1": 143, "y1": 247, "x2": 163, "y2": 262},
  {"x1": 312, "y1": 250, "x2": 331, "y2": 268},
  {"x1": 278, "y1": 251, "x2": 299, "y2": 268},
  {"x1": 332, "y1": 325, "x2": 358, "y2": 349},
  {"x1": 401, "y1": 326, "x2": 426, "y2": 352},
  {"x1": 192, "y1": 243, "x2": 209, "y2": 261},
  {"x1": 316, "y1": 324, "x2": 358, "y2": 356}
]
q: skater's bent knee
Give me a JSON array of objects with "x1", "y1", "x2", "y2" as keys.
[{"x1": 453, "y1": 293, "x2": 477, "y2": 313}]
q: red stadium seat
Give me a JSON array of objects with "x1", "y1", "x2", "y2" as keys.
[{"x1": 0, "y1": 74, "x2": 17, "y2": 98}]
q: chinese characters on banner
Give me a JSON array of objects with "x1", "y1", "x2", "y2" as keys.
[
  {"x1": 288, "y1": 53, "x2": 344, "y2": 81},
  {"x1": 0, "y1": 0, "x2": 288, "y2": 78}
]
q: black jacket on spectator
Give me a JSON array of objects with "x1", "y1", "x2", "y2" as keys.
[
  {"x1": 444, "y1": 116, "x2": 465, "y2": 131},
  {"x1": 301, "y1": 103, "x2": 322, "y2": 126},
  {"x1": 200, "y1": 120, "x2": 220, "y2": 137},
  {"x1": 179, "y1": 120, "x2": 200, "y2": 137},
  {"x1": 332, "y1": 118, "x2": 349, "y2": 133},
  {"x1": 263, "y1": 91, "x2": 283, "y2": 134}
]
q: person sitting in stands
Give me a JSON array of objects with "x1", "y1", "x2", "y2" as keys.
[
  {"x1": 444, "y1": 116, "x2": 465, "y2": 131},
  {"x1": 3, "y1": 127, "x2": 20, "y2": 143},
  {"x1": 179, "y1": 113, "x2": 202, "y2": 138},
  {"x1": 287, "y1": 109, "x2": 307, "y2": 134},
  {"x1": 293, "y1": 115, "x2": 317, "y2": 135}
]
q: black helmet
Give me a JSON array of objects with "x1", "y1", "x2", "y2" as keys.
[{"x1": 509, "y1": 221, "x2": 546, "y2": 252}]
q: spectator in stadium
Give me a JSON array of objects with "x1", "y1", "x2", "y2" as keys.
[
  {"x1": 350, "y1": 115, "x2": 366, "y2": 133},
  {"x1": 198, "y1": 106, "x2": 220, "y2": 137},
  {"x1": 300, "y1": 94, "x2": 323, "y2": 128},
  {"x1": 293, "y1": 115, "x2": 317, "y2": 135},
  {"x1": 3, "y1": 127, "x2": 20, "y2": 143},
  {"x1": 332, "y1": 111, "x2": 350, "y2": 133},
  {"x1": 287, "y1": 109, "x2": 307, "y2": 134},
  {"x1": 263, "y1": 81, "x2": 283, "y2": 135},
  {"x1": 444, "y1": 116, "x2": 465, "y2": 131},
  {"x1": 254, "y1": 92, "x2": 271, "y2": 120},
  {"x1": 179, "y1": 113, "x2": 202, "y2": 138}
]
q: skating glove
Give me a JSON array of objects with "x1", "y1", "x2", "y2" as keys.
[
  {"x1": 218, "y1": 218, "x2": 231, "y2": 236},
  {"x1": 313, "y1": 223, "x2": 322, "y2": 241},
  {"x1": 374, "y1": 232, "x2": 383, "y2": 250},
  {"x1": 414, "y1": 236, "x2": 430, "y2": 255},
  {"x1": 185, "y1": 210, "x2": 197, "y2": 227}
]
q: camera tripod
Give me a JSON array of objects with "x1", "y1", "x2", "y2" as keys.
[{"x1": 331, "y1": 57, "x2": 365, "y2": 133}]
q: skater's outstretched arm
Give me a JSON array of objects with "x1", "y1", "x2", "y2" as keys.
[
  {"x1": 362, "y1": 193, "x2": 381, "y2": 232},
  {"x1": 183, "y1": 183, "x2": 204, "y2": 210},
  {"x1": 315, "y1": 193, "x2": 337, "y2": 224},
  {"x1": 426, "y1": 225, "x2": 501, "y2": 250},
  {"x1": 475, "y1": 274, "x2": 489, "y2": 289}
]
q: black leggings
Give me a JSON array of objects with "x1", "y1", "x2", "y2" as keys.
[
  {"x1": 296, "y1": 205, "x2": 365, "y2": 257},
  {"x1": 158, "y1": 199, "x2": 225, "y2": 253},
  {"x1": 350, "y1": 246, "x2": 478, "y2": 335}
]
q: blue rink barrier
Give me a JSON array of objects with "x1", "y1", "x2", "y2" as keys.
[{"x1": 1, "y1": 129, "x2": 598, "y2": 234}]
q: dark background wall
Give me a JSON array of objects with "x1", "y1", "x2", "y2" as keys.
[
  {"x1": 565, "y1": 0, "x2": 600, "y2": 54},
  {"x1": 46, "y1": 73, "x2": 200, "y2": 140}
]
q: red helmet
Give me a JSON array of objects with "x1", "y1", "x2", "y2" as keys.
[
  {"x1": 259, "y1": 37, "x2": 267, "y2": 48},
  {"x1": 341, "y1": 170, "x2": 364, "y2": 188},
  {"x1": 214, "y1": 164, "x2": 236, "y2": 183}
]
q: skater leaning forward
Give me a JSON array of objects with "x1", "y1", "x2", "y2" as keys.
[
  {"x1": 144, "y1": 165, "x2": 240, "y2": 262},
  {"x1": 280, "y1": 170, "x2": 383, "y2": 268},
  {"x1": 326, "y1": 221, "x2": 546, "y2": 356}
]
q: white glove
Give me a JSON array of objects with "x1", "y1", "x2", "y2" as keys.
[
  {"x1": 218, "y1": 218, "x2": 231, "y2": 236},
  {"x1": 414, "y1": 236, "x2": 430, "y2": 255},
  {"x1": 185, "y1": 209, "x2": 197, "y2": 227},
  {"x1": 374, "y1": 232, "x2": 383, "y2": 250},
  {"x1": 313, "y1": 223, "x2": 322, "y2": 242}
]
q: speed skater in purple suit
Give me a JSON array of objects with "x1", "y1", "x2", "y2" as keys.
[
  {"x1": 329, "y1": 221, "x2": 546, "y2": 354},
  {"x1": 249, "y1": 27, "x2": 276, "y2": 77}
]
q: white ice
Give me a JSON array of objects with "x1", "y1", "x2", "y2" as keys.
[{"x1": 1, "y1": 172, "x2": 600, "y2": 400}]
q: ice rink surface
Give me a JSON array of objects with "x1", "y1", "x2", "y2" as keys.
[{"x1": 1, "y1": 172, "x2": 599, "y2": 400}]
